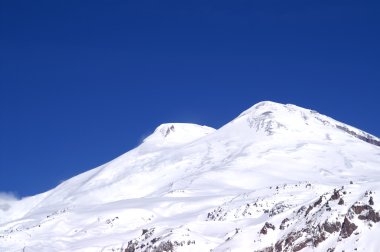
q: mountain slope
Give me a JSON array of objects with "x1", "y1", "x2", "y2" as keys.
[{"x1": 1, "y1": 101, "x2": 380, "y2": 252}]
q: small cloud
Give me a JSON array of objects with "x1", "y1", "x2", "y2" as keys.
[
  {"x1": 0, "y1": 203, "x2": 11, "y2": 211},
  {"x1": 0, "y1": 192, "x2": 18, "y2": 212},
  {"x1": 0, "y1": 191, "x2": 19, "y2": 201}
]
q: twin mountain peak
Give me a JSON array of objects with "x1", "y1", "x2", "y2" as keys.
[{"x1": 144, "y1": 101, "x2": 379, "y2": 148}]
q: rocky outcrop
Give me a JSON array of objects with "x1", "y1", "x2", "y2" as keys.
[
  {"x1": 254, "y1": 186, "x2": 380, "y2": 252},
  {"x1": 260, "y1": 222, "x2": 275, "y2": 235},
  {"x1": 336, "y1": 125, "x2": 380, "y2": 147},
  {"x1": 273, "y1": 219, "x2": 341, "y2": 252},
  {"x1": 340, "y1": 217, "x2": 357, "y2": 239},
  {"x1": 123, "y1": 227, "x2": 197, "y2": 252},
  {"x1": 351, "y1": 204, "x2": 380, "y2": 223}
]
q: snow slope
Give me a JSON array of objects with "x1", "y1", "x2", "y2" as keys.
[{"x1": 1, "y1": 101, "x2": 380, "y2": 252}]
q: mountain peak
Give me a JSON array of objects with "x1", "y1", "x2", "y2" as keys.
[
  {"x1": 2, "y1": 102, "x2": 380, "y2": 251},
  {"x1": 225, "y1": 101, "x2": 313, "y2": 137},
  {"x1": 227, "y1": 101, "x2": 380, "y2": 146},
  {"x1": 142, "y1": 123, "x2": 215, "y2": 147},
  {"x1": 238, "y1": 101, "x2": 305, "y2": 118}
]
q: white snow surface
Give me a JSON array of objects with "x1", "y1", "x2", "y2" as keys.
[{"x1": 1, "y1": 101, "x2": 380, "y2": 252}]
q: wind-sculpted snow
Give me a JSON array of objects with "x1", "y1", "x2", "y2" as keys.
[{"x1": 1, "y1": 101, "x2": 379, "y2": 251}]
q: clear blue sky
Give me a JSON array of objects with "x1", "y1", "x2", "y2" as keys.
[{"x1": 1, "y1": 0, "x2": 379, "y2": 197}]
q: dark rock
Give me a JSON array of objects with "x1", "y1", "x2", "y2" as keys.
[
  {"x1": 314, "y1": 196, "x2": 323, "y2": 207},
  {"x1": 125, "y1": 240, "x2": 138, "y2": 252},
  {"x1": 260, "y1": 222, "x2": 275, "y2": 235},
  {"x1": 322, "y1": 221, "x2": 341, "y2": 234},
  {"x1": 338, "y1": 198, "x2": 344, "y2": 205},
  {"x1": 330, "y1": 189, "x2": 340, "y2": 200},
  {"x1": 350, "y1": 203, "x2": 380, "y2": 222},
  {"x1": 142, "y1": 228, "x2": 155, "y2": 239},
  {"x1": 293, "y1": 238, "x2": 312, "y2": 251},
  {"x1": 274, "y1": 231, "x2": 303, "y2": 251},
  {"x1": 270, "y1": 203, "x2": 288, "y2": 217},
  {"x1": 270, "y1": 219, "x2": 337, "y2": 250},
  {"x1": 312, "y1": 230, "x2": 327, "y2": 247},
  {"x1": 352, "y1": 205, "x2": 370, "y2": 215},
  {"x1": 357, "y1": 207, "x2": 380, "y2": 223},
  {"x1": 369, "y1": 196, "x2": 374, "y2": 206},
  {"x1": 305, "y1": 205, "x2": 313, "y2": 216},
  {"x1": 284, "y1": 231, "x2": 300, "y2": 246},
  {"x1": 297, "y1": 206, "x2": 306, "y2": 214},
  {"x1": 151, "y1": 237, "x2": 160, "y2": 244},
  {"x1": 257, "y1": 247, "x2": 274, "y2": 252},
  {"x1": 274, "y1": 240, "x2": 283, "y2": 252},
  {"x1": 280, "y1": 218, "x2": 289, "y2": 230},
  {"x1": 325, "y1": 202, "x2": 331, "y2": 211},
  {"x1": 340, "y1": 217, "x2": 358, "y2": 238},
  {"x1": 155, "y1": 241, "x2": 174, "y2": 252},
  {"x1": 336, "y1": 125, "x2": 380, "y2": 147}
]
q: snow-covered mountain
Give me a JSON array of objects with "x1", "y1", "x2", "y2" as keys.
[{"x1": 1, "y1": 101, "x2": 380, "y2": 252}]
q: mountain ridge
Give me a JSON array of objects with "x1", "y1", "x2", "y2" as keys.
[{"x1": 1, "y1": 101, "x2": 379, "y2": 251}]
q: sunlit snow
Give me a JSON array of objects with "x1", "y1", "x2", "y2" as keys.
[{"x1": 1, "y1": 101, "x2": 379, "y2": 251}]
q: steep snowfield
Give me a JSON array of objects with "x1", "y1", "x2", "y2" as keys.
[{"x1": 1, "y1": 101, "x2": 380, "y2": 252}]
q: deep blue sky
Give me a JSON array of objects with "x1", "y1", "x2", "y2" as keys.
[{"x1": 1, "y1": 0, "x2": 379, "y2": 197}]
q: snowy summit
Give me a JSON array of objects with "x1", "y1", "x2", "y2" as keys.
[{"x1": 1, "y1": 101, "x2": 380, "y2": 252}]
